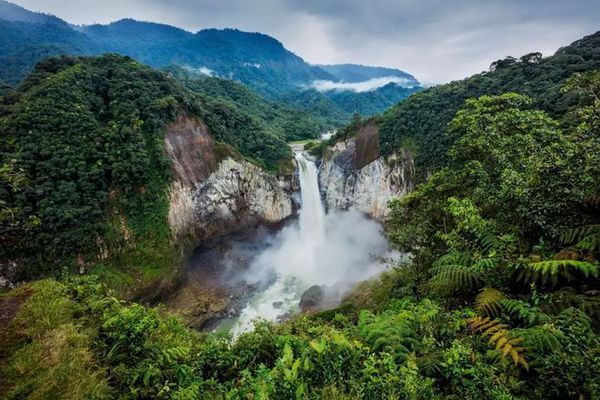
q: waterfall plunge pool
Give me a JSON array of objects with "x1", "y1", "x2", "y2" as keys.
[{"x1": 167, "y1": 152, "x2": 400, "y2": 337}]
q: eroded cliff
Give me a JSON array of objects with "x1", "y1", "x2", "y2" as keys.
[
  {"x1": 165, "y1": 115, "x2": 293, "y2": 249},
  {"x1": 319, "y1": 122, "x2": 415, "y2": 220}
]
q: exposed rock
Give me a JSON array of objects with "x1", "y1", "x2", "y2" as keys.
[
  {"x1": 165, "y1": 114, "x2": 217, "y2": 186},
  {"x1": 319, "y1": 122, "x2": 415, "y2": 220},
  {"x1": 300, "y1": 285, "x2": 325, "y2": 311},
  {"x1": 165, "y1": 115, "x2": 293, "y2": 247},
  {"x1": 300, "y1": 284, "x2": 348, "y2": 313},
  {"x1": 272, "y1": 301, "x2": 284, "y2": 309}
]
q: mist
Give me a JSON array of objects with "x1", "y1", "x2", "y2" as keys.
[
  {"x1": 229, "y1": 154, "x2": 393, "y2": 336},
  {"x1": 244, "y1": 208, "x2": 388, "y2": 286},
  {"x1": 311, "y1": 76, "x2": 414, "y2": 92}
]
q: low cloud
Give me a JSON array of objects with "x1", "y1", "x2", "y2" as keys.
[
  {"x1": 312, "y1": 76, "x2": 413, "y2": 92},
  {"x1": 11, "y1": 0, "x2": 600, "y2": 83},
  {"x1": 183, "y1": 65, "x2": 215, "y2": 76}
]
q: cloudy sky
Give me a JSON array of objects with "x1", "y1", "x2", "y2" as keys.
[{"x1": 11, "y1": 0, "x2": 600, "y2": 83}]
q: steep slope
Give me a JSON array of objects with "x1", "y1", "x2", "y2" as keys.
[
  {"x1": 379, "y1": 31, "x2": 600, "y2": 175},
  {"x1": 0, "y1": 55, "x2": 293, "y2": 284},
  {"x1": 165, "y1": 66, "x2": 325, "y2": 141}
]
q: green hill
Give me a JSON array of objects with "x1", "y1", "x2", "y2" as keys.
[
  {"x1": 378, "y1": 31, "x2": 600, "y2": 174},
  {"x1": 165, "y1": 66, "x2": 326, "y2": 141},
  {"x1": 0, "y1": 54, "x2": 291, "y2": 279}
]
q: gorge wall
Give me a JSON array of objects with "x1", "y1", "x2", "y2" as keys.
[
  {"x1": 319, "y1": 122, "x2": 415, "y2": 220},
  {"x1": 165, "y1": 115, "x2": 293, "y2": 249}
]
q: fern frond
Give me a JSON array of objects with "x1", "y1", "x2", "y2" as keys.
[
  {"x1": 500, "y1": 299, "x2": 548, "y2": 326},
  {"x1": 516, "y1": 260, "x2": 599, "y2": 285},
  {"x1": 429, "y1": 265, "x2": 482, "y2": 295},
  {"x1": 468, "y1": 316, "x2": 528, "y2": 369},
  {"x1": 576, "y1": 234, "x2": 600, "y2": 252},
  {"x1": 557, "y1": 307, "x2": 592, "y2": 331},
  {"x1": 476, "y1": 232, "x2": 499, "y2": 255},
  {"x1": 516, "y1": 326, "x2": 563, "y2": 356},
  {"x1": 560, "y1": 224, "x2": 600, "y2": 247},
  {"x1": 416, "y1": 352, "x2": 443, "y2": 376},
  {"x1": 471, "y1": 257, "x2": 497, "y2": 272},
  {"x1": 358, "y1": 310, "x2": 417, "y2": 362},
  {"x1": 433, "y1": 251, "x2": 471, "y2": 267},
  {"x1": 475, "y1": 288, "x2": 505, "y2": 316}
]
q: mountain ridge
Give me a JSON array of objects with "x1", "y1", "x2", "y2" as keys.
[{"x1": 0, "y1": 0, "x2": 422, "y2": 119}]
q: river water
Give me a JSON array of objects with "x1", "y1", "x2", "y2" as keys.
[
  {"x1": 228, "y1": 152, "x2": 392, "y2": 337},
  {"x1": 172, "y1": 152, "x2": 395, "y2": 336}
]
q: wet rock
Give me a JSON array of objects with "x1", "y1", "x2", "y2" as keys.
[
  {"x1": 272, "y1": 301, "x2": 284, "y2": 309},
  {"x1": 319, "y1": 122, "x2": 415, "y2": 220},
  {"x1": 300, "y1": 285, "x2": 326, "y2": 312}
]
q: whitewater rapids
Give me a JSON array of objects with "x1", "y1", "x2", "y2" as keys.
[{"x1": 230, "y1": 152, "x2": 392, "y2": 337}]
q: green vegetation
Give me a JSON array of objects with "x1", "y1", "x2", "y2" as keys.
[
  {"x1": 1, "y1": 71, "x2": 598, "y2": 399},
  {"x1": 165, "y1": 66, "x2": 325, "y2": 141},
  {"x1": 1, "y1": 18, "x2": 599, "y2": 400},
  {"x1": 379, "y1": 31, "x2": 600, "y2": 175},
  {"x1": 0, "y1": 54, "x2": 291, "y2": 282}
]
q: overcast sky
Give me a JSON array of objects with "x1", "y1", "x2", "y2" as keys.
[{"x1": 10, "y1": 0, "x2": 600, "y2": 83}]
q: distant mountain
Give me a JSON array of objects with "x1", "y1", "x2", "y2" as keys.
[
  {"x1": 0, "y1": 0, "x2": 62, "y2": 24},
  {"x1": 0, "y1": 1, "x2": 336, "y2": 97},
  {"x1": 318, "y1": 63, "x2": 419, "y2": 86},
  {"x1": 324, "y1": 83, "x2": 421, "y2": 115},
  {"x1": 0, "y1": 0, "x2": 422, "y2": 122}
]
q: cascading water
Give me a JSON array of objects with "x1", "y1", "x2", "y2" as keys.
[
  {"x1": 230, "y1": 151, "x2": 392, "y2": 337},
  {"x1": 295, "y1": 152, "x2": 325, "y2": 266},
  {"x1": 231, "y1": 152, "x2": 323, "y2": 337}
]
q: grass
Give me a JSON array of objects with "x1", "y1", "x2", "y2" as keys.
[{"x1": 0, "y1": 280, "x2": 111, "y2": 399}]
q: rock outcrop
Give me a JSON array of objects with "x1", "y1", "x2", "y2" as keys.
[
  {"x1": 165, "y1": 114, "x2": 293, "y2": 248},
  {"x1": 319, "y1": 121, "x2": 415, "y2": 220}
]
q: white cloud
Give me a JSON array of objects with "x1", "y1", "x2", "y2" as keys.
[
  {"x1": 9, "y1": 0, "x2": 600, "y2": 83},
  {"x1": 183, "y1": 65, "x2": 215, "y2": 76},
  {"x1": 312, "y1": 76, "x2": 413, "y2": 92}
]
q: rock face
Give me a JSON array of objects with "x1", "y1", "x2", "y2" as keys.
[
  {"x1": 319, "y1": 122, "x2": 415, "y2": 220},
  {"x1": 165, "y1": 114, "x2": 293, "y2": 247}
]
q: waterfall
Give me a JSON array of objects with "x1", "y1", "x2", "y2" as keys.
[
  {"x1": 230, "y1": 150, "x2": 390, "y2": 338},
  {"x1": 295, "y1": 152, "x2": 325, "y2": 247}
]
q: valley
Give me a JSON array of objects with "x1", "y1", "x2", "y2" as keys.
[{"x1": 0, "y1": 1, "x2": 599, "y2": 399}]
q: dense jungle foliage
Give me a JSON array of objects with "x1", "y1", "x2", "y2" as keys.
[
  {"x1": 164, "y1": 66, "x2": 325, "y2": 141},
  {"x1": 1, "y1": 59, "x2": 598, "y2": 399},
  {"x1": 0, "y1": 54, "x2": 292, "y2": 280},
  {"x1": 0, "y1": 0, "x2": 425, "y2": 125},
  {"x1": 379, "y1": 31, "x2": 600, "y2": 175}
]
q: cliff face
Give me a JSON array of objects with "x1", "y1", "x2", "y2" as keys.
[
  {"x1": 319, "y1": 122, "x2": 415, "y2": 220},
  {"x1": 165, "y1": 115, "x2": 293, "y2": 247}
]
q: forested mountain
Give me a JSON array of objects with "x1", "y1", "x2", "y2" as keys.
[
  {"x1": 0, "y1": 2, "x2": 333, "y2": 95},
  {"x1": 325, "y1": 82, "x2": 421, "y2": 115},
  {"x1": 164, "y1": 66, "x2": 325, "y2": 141},
  {"x1": 376, "y1": 31, "x2": 600, "y2": 174},
  {"x1": 0, "y1": 0, "x2": 422, "y2": 121},
  {"x1": 0, "y1": 54, "x2": 292, "y2": 278}
]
